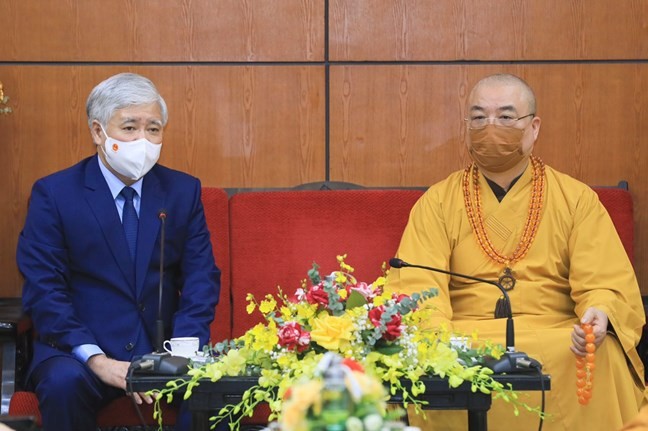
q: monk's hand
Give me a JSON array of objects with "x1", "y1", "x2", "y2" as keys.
[
  {"x1": 570, "y1": 307, "x2": 608, "y2": 357},
  {"x1": 87, "y1": 354, "x2": 154, "y2": 404}
]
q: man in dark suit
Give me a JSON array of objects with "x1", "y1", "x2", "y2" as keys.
[{"x1": 17, "y1": 72, "x2": 220, "y2": 430}]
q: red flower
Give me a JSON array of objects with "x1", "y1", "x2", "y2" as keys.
[
  {"x1": 384, "y1": 314, "x2": 403, "y2": 341},
  {"x1": 278, "y1": 322, "x2": 311, "y2": 352},
  {"x1": 368, "y1": 306, "x2": 384, "y2": 327},
  {"x1": 305, "y1": 283, "x2": 330, "y2": 307},
  {"x1": 342, "y1": 358, "x2": 364, "y2": 373},
  {"x1": 368, "y1": 306, "x2": 403, "y2": 342}
]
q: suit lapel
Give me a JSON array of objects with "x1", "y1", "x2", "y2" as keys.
[
  {"x1": 83, "y1": 156, "x2": 137, "y2": 294},
  {"x1": 135, "y1": 170, "x2": 165, "y2": 297}
]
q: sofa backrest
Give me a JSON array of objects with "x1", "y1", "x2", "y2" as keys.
[
  {"x1": 227, "y1": 189, "x2": 424, "y2": 337},
  {"x1": 200, "y1": 187, "x2": 232, "y2": 342},
  {"x1": 592, "y1": 186, "x2": 634, "y2": 264}
]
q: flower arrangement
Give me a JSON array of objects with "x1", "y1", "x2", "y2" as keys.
[{"x1": 151, "y1": 255, "x2": 534, "y2": 430}]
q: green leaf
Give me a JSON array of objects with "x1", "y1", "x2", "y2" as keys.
[
  {"x1": 374, "y1": 344, "x2": 403, "y2": 355},
  {"x1": 346, "y1": 290, "x2": 368, "y2": 309}
]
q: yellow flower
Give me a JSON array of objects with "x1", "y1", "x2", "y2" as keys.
[
  {"x1": 220, "y1": 349, "x2": 248, "y2": 376},
  {"x1": 310, "y1": 313, "x2": 354, "y2": 351},
  {"x1": 295, "y1": 302, "x2": 317, "y2": 320},
  {"x1": 259, "y1": 294, "x2": 277, "y2": 314},
  {"x1": 337, "y1": 253, "x2": 355, "y2": 273},
  {"x1": 338, "y1": 289, "x2": 348, "y2": 300},
  {"x1": 259, "y1": 368, "x2": 282, "y2": 388},
  {"x1": 279, "y1": 305, "x2": 294, "y2": 320},
  {"x1": 246, "y1": 302, "x2": 256, "y2": 314},
  {"x1": 280, "y1": 379, "x2": 323, "y2": 431},
  {"x1": 276, "y1": 354, "x2": 294, "y2": 369},
  {"x1": 373, "y1": 276, "x2": 386, "y2": 287},
  {"x1": 247, "y1": 321, "x2": 279, "y2": 352},
  {"x1": 373, "y1": 290, "x2": 391, "y2": 307},
  {"x1": 448, "y1": 374, "x2": 464, "y2": 388}
]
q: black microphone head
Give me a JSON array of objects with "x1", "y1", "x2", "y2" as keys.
[
  {"x1": 389, "y1": 257, "x2": 406, "y2": 268},
  {"x1": 158, "y1": 209, "x2": 167, "y2": 220}
]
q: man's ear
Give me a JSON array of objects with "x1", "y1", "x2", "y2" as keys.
[{"x1": 90, "y1": 121, "x2": 104, "y2": 146}]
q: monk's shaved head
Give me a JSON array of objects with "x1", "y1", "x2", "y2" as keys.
[{"x1": 470, "y1": 74, "x2": 537, "y2": 115}]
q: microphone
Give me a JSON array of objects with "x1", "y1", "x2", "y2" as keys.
[
  {"x1": 133, "y1": 210, "x2": 189, "y2": 375},
  {"x1": 389, "y1": 257, "x2": 541, "y2": 373}
]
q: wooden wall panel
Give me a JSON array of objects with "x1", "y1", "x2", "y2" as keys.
[
  {"x1": 0, "y1": 65, "x2": 325, "y2": 296},
  {"x1": 329, "y1": 65, "x2": 470, "y2": 185},
  {"x1": 329, "y1": 64, "x2": 648, "y2": 292},
  {"x1": 329, "y1": 63, "x2": 648, "y2": 185},
  {"x1": 330, "y1": 0, "x2": 648, "y2": 61},
  {"x1": 152, "y1": 67, "x2": 326, "y2": 186},
  {"x1": 0, "y1": 0, "x2": 324, "y2": 61}
]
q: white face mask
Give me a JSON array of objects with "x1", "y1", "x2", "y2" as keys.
[{"x1": 100, "y1": 125, "x2": 162, "y2": 181}]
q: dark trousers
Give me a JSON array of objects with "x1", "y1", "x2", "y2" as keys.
[{"x1": 29, "y1": 356, "x2": 190, "y2": 431}]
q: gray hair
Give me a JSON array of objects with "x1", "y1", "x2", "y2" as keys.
[
  {"x1": 472, "y1": 73, "x2": 537, "y2": 114},
  {"x1": 86, "y1": 73, "x2": 168, "y2": 128}
]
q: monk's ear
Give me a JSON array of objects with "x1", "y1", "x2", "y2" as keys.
[{"x1": 530, "y1": 116, "x2": 541, "y2": 140}]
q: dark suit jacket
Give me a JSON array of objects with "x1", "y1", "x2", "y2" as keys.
[{"x1": 17, "y1": 155, "x2": 220, "y2": 373}]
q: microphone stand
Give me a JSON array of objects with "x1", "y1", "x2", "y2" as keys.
[
  {"x1": 133, "y1": 211, "x2": 189, "y2": 375},
  {"x1": 389, "y1": 258, "x2": 541, "y2": 373},
  {"x1": 155, "y1": 210, "x2": 167, "y2": 354}
]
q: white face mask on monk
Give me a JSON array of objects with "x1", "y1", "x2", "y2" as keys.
[{"x1": 100, "y1": 125, "x2": 162, "y2": 181}]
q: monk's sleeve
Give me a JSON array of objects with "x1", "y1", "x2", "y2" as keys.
[
  {"x1": 568, "y1": 187, "x2": 645, "y2": 357},
  {"x1": 620, "y1": 405, "x2": 648, "y2": 431},
  {"x1": 385, "y1": 187, "x2": 453, "y2": 329}
]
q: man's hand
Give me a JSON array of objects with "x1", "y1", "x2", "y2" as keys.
[
  {"x1": 570, "y1": 307, "x2": 608, "y2": 356},
  {"x1": 87, "y1": 354, "x2": 154, "y2": 405}
]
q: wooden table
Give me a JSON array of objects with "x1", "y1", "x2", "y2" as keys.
[{"x1": 128, "y1": 372, "x2": 550, "y2": 431}]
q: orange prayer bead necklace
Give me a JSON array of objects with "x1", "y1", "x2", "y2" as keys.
[
  {"x1": 575, "y1": 323, "x2": 596, "y2": 405},
  {"x1": 462, "y1": 156, "x2": 546, "y2": 290}
]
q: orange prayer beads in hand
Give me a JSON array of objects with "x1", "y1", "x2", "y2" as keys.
[{"x1": 575, "y1": 323, "x2": 596, "y2": 405}]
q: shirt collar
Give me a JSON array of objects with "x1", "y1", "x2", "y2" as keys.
[
  {"x1": 97, "y1": 156, "x2": 143, "y2": 199},
  {"x1": 485, "y1": 173, "x2": 523, "y2": 202}
]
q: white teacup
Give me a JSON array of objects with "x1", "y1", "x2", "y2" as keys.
[{"x1": 163, "y1": 337, "x2": 200, "y2": 358}]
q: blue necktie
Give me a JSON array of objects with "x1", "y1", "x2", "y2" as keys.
[{"x1": 120, "y1": 187, "x2": 138, "y2": 260}]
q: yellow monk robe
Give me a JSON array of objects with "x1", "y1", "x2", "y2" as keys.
[{"x1": 386, "y1": 163, "x2": 646, "y2": 431}]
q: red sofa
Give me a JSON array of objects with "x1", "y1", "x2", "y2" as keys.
[{"x1": 7, "y1": 183, "x2": 636, "y2": 428}]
